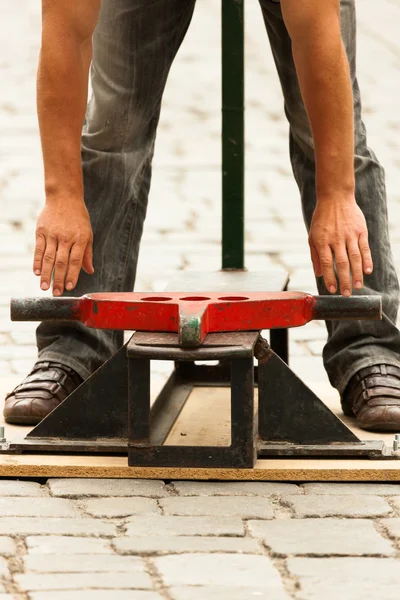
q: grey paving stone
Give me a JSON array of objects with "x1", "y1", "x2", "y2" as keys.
[
  {"x1": 386, "y1": 497, "x2": 400, "y2": 513},
  {"x1": 302, "y1": 483, "x2": 400, "y2": 495},
  {"x1": 171, "y1": 481, "x2": 301, "y2": 496},
  {"x1": 0, "y1": 558, "x2": 9, "y2": 575},
  {"x1": 0, "y1": 537, "x2": 16, "y2": 557},
  {"x1": 83, "y1": 497, "x2": 160, "y2": 518},
  {"x1": 160, "y1": 497, "x2": 274, "y2": 519},
  {"x1": 0, "y1": 518, "x2": 115, "y2": 536},
  {"x1": 170, "y1": 587, "x2": 290, "y2": 600},
  {"x1": 125, "y1": 516, "x2": 244, "y2": 537},
  {"x1": 114, "y1": 536, "x2": 261, "y2": 555},
  {"x1": 26, "y1": 536, "x2": 112, "y2": 555},
  {"x1": 155, "y1": 553, "x2": 286, "y2": 590},
  {"x1": 29, "y1": 593, "x2": 163, "y2": 600},
  {"x1": 283, "y1": 495, "x2": 392, "y2": 518},
  {"x1": 48, "y1": 478, "x2": 168, "y2": 497},
  {"x1": 16, "y1": 571, "x2": 152, "y2": 592},
  {"x1": 248, "y1": 519, "x2": 394, "y2": 556},
  {"x1": 24, "y1": 554, "x2": 148, "y2": 574},
  {"x1": 0, "y1": 480, "x2": 45, "y2": 496},
  {"x1": 288, "y1": 557, "x2": 400, "y2": 600},
  {"x1": 381, "y1": 518, "x2": 400, "y2": 538},
  {"x1": 0, "y1": 497, "x2": 78, "y2": 518}
]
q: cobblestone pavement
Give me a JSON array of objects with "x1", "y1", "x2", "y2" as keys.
[{"x1": 1, "y1": 0, "x2": 400, "y2": 598}]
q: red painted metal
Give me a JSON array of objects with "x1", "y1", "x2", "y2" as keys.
[
  {"x1": 10, "y1": 291, "x2": 381, "y2": 347},
  {"x1": 61, "y1": 291, "x2": 316, "y2": 331}
]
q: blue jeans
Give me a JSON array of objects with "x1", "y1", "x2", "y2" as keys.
[{"x1": 37, "y1": 0, "x2": 400, "y2": 395}]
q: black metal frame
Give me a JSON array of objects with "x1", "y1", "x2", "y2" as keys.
[{"x1": 3, "y1": 328, "x2": 396, "y2": 465}]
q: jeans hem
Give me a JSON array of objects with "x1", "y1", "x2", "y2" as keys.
[
  {"x1": 37, "y1": 351, "x2": 92, "y2": 381},
  {"x1": 335, "y1": 354, "x2": 400, "y2": 396}
]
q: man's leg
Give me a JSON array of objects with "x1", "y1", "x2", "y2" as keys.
[
  {"x1": 5, "y1": 0, "x2": 196, "y2": 423},
  {"x1": 259, "y1": 0, "x2": 400, "y2": 426}
]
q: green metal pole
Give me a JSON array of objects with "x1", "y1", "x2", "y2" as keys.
[{"x1": 222, "y1": 0, "x2": 245, "y2": 270}]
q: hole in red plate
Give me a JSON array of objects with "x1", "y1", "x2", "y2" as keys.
[
  {"x1": 141, "y1": 296, "x2": 173, "y2": 302},
  {"x1": 218, "y1": 296, "x2": 249, "y2": 301},
  {"x1": 180, "y1": 296, "x2": 211, "y2": 301}
]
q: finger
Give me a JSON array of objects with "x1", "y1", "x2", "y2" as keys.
[
  {"x1": 317, "y1": 245, "x2": 337, "y2": 294},
  {"x1": 33, "y1": 234, "x2": 46, "y2": 276},
  {"x1": 53, "y1": 244, "x2": 70, "y2": 297},
  {"x1": 309, "y1": 243, "x2": 322, "y2": 277},
  {"x1": 65, "y1": 244, "x2": 85, "y2": 291},
  {"x1": 359, "y1": 231, "x2": 373, "y2": 276},
  {"x1": 40, "y1": 237, "x2": 57, "y2": 292},
  {"x1": 82, "y1": 242, "x2": 94, "y2": 275},
  {"x1": 347, "y1": 240, "x2": 363, "y2": 290},
  {"x1": 334, "y1": 246, "x2": 351, "y2": 297}
]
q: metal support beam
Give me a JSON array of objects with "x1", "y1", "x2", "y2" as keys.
[{"x1": 222, "y1": 0, "x2": 245, "y2": 269}]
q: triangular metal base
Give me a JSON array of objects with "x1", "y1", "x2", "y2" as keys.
[
  {"x1": 27, "y1": 344, "x2": 129, "y2": 440},
  {"x1": 258, "y1": 350, "x2": 359, "y2": 444}
]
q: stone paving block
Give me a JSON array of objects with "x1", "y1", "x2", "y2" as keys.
[
  {"x1": 159, "y1": 497, "x2": 274, "y2": 519},
  {"x1": 0, "y1": 480, "x2": 45, "y2": 496},
  {"x1": 0, "y1": 537, "x2": 16, "y2": 557},
  {"x1": 0, "y1": 518, "x2": 115, "y2": 536},
  {"x1": 381, "y1": 518, "x2": 400, "y2": 538},
  {"x1": 0, "y1": 497, "x2": 78, "y2": 518},
  {"x1": 48, "y1": 478, "x2": 168, "y2": 498},
  {"x1": 24, "y1": 554, "x2": 148, "y2": 574},
  {"x1": 16, "y1": 571, "x2": 152, "y2": 592},
  {"x1": 26, "y1": 536, "x2": 112, "y2": 555},
  {"x1": 29, "y1": 593, "x2": 163, "y2": 600},
  {"x1": 287, "y1": 557, "x2": 400, "y2": 600},
  {"x1": 248, "y1": 518, "x2": 394, "y2": 556},
  {"x1": 171, "y1": 481, "x2": 301, "y2": 496},
  {"x1": 155, "y1": 553, "x2": 286, "y2": 590},
  {"x1": 82, "y1": 497, "x2": 160, "y2": 518},
  {"x1": 0, "y1": 557, "x2": 9, "y2": 575},
  {"x1": 170, "y1": 587, "x2": 290, "y2": 600},
  {"x1": 125, "y1": 516, "x2": 244, "y2": 537},
  {"x1": 302, "y1": 483, "x2": 400, "y2": 495},
  {"x1": 114, "y1": 536, "x2": 261, "y2": 555},
  {"x1": 283, "y1": 495, "x2": 392, "y2": 518},
  {"x1": 385, "y1": 497, "x2": 400, "y2": 514}
]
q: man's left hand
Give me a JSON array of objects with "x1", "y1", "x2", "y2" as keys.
[{"x1": 308, "y1": 198, "x2": 373, "y2": 296}]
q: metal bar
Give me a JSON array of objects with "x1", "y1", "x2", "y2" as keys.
[
  {"x1": 149, "y1": 371, "x2": 193, "y2": 446},
  {"x1": 11, "y1": 294, "x2": 382, "y2": 340},
  {"x1": 269, "y1": 329, "x2": 289, "y2": 364},
  {"x1": 258, "y1": 441, "x2": 389, "y2": 459},
  {"x1": 312, "y1": 295, "x2": 382, "y2": 321},
  {"x1": 128, "y1": 358, "x2": 151, "y2": 443},
  {"x1": 11, "y1": 297, "x2": 78, "y2": 322},
  {"x1": 222, "y1": 0, "x2": 245, "y2": 269},
  {"x1": 230, "y1": 357, "x2": 256, "y2": 467}
]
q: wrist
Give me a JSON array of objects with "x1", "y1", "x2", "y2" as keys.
[
  {"x1": 316, "y1": 191, "x2": 356, "y2": 206},
  {"x1": 44, "y1": 180, "x2": 84, "y2": 206}
]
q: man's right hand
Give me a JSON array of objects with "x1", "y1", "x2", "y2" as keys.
[{"x1": 34, "y1": 201, "x2": 94, "y2": 297}]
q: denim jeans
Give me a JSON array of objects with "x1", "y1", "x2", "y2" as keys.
[{"x1": 37, "y1": 0, "x2": 400, "y2": 395}]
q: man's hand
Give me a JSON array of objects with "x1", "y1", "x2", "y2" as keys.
[
  {"x1": 34, "y1": 201, "x2": 94, "y2": 296},
  {"x1": 309, "y1": 197, "x2": 373, "y2": 296}
]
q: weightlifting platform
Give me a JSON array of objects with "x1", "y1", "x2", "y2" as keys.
[
  {"x1": 3, "y1": 1, "x2": 399, "y2": 481},
  {"x1": 2, "y1": 269, "x2": 400, "y2": 481}
]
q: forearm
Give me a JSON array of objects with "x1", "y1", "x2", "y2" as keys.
[
  {"x1": 282, "y1": 1, "x2": 355, "y2": 202},
  {"x1": 37, "y1": 20, "x2": 92, "y2": 203}
]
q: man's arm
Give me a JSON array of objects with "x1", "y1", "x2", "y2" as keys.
[
  {"x1": 281, "y1": 0, "x2": 373, "y2": 296},
  {"x1": 35, "y1": 0, "x2": 101, "y2": 296}
]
